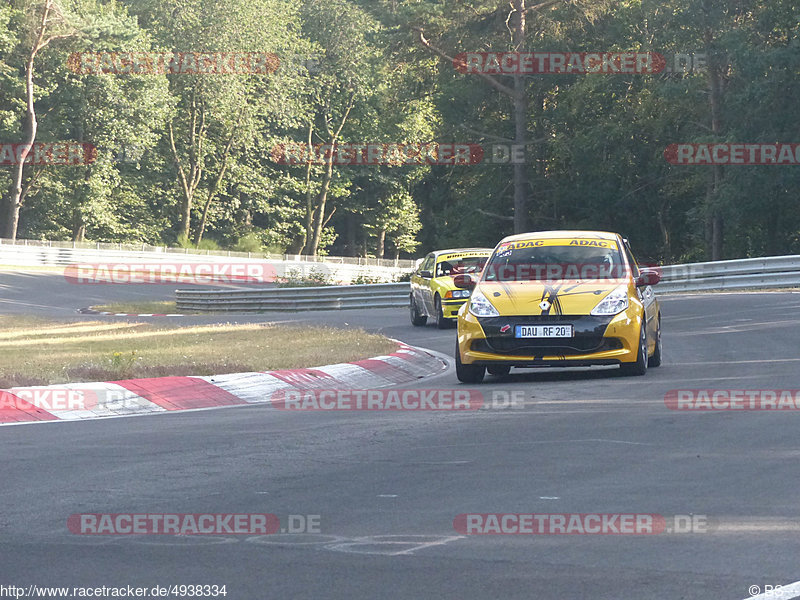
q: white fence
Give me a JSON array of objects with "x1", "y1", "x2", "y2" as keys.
[{"x1": 0, "y1": 238, "x2": 413, "y2": 284}]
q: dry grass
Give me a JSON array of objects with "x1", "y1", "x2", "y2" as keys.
[
  {"x1": 0, "y1": 316, "x2": 397, "y2": 387},
  {"x1": 92, "y1": 301, "x2": 187, "y2": 314}
]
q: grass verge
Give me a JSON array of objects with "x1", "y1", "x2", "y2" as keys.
[
  {"x1": 0, "y1": 316, "x2": 397, "y2": 388},
  {"x1": 91, "y1": 301, "x2": 189, "y2": 314}
]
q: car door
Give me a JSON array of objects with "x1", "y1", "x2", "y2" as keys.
[
  {"x1": 623, "y1": 239, "x2": 658, "y2": 349},
  {"x1": 412, "y1": 253, "x2": 435, "y2": 316}
]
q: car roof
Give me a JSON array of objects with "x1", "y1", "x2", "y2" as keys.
[{"x1": 497, "y1": 230, "x2": 621, "y2": 243}]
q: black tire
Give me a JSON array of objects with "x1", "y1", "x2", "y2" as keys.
[
  {"x1": 435, "y1": 295, "x2": 451, "y2": 329},
  {"x1": 620, "y1": 321, "x2": 648, "y2": 376},
  {"x1": 487, "y1": 365, "x2": 511, "y2": 377},
  {"x1": 455, "y1": 339, "x2": 485, "y2": 383},
  {"x1": 648, "y1": 316, "x2": 662, "y2": 368},
  {"x1": 410, "y1": 294, "x2": 427, "y2": 326}
]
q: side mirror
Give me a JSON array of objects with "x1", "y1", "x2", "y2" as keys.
[
  {"x1": 419, "y1": 269, "x2": 433, "y2": 279},
  {"x1": 453, "y1": 274, "x2": 476, "y2": 289},
  {"x1": 636, "y1": 269, "x2": 661, "y2": 287}
]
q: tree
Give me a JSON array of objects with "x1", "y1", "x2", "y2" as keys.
[
  {"x1": 1, "y1": 0, "x2": 143, "y2": 240},
  {"x1": 365, "y1": 188, "x2": 421, "y2": 258},
  {"x1": 295, "y1": 0, "x2": 384, "y2": 256},
  {"x1": 137, "y1": 0, "x2": 308, "y2": 243},
  {"x1": 2, "y1": 0, "x2": 78, "y2": 239},
  {"x1": 414, "y1": 0, "x2": 614, "y2": 234}
]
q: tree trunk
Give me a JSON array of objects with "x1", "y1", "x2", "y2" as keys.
[
  {"x1": 512, "y1": 0, "x2": 529, "y2": 234},
  {"x1": 704, "y1": 3, "x2": 724, "y2": 261},
  {"x1": 376, "y1": 228, "x2": 386, "y2": 258},
  {"x1": 168, "y1": 90, "x2": 205, "y2": 242},
  {"x1": 345, "y1": 212, "x2": 357, "y2": 256},
  {"x1": 306, "y1": 160, "x2": 334, "y2": 256},
  {"x1": 303, "y1": 94, "x2": 354, "y2": 256},
  {"x1": 72, "y1": 220, "x2": 86, "y2": 242},
  {"x1": 3, "y1": 1, "x2": 52, "y2": 239},
  {"x1": 194, "y1": 112, "x2": 241, "y2": 245},
  {"x1": 303, "y1": 123, "x2": 314, "y2": 252},
  {"x1": 657, "y1": 203, "x2": 671, "y2": 258}
]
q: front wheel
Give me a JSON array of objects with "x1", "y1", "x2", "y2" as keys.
[
  {"x1": 410, "y1": 295, "x2": 427, "y2": 326},
  {"x1": 435, "y1": 296, "x2": 451, "y2": 329},
  {"x1": 487, "y1": 365, "x2": 511, "y2": 377},
  {"x1": 455, "y1": 339, "x2": 485, "y2": 383},
  {"x1": 620, "y1": 321, "x2": 648, "y2": 376},
  {"x1": 648, "y1": 317, "x2": 662, "y2": 368}
]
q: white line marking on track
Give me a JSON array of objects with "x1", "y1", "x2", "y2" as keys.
[
  {"x1": 324, "y1": 534, "x2": 464, "y2": 556},
  {"x1": 670, "y1": 358, "x2": 800, "y2": 366},
  {"x1": 416, "y1": 438, "x2": 653, "y2": 449},
  {"x1": 391, "y1": 535, "x2": 464, "y2": 556},
  {"x1": 743, "y1": 581, "x2": 800, "y2": 600}
]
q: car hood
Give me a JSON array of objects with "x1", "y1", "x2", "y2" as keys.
[{"x1": 475, "y1": 280, "x2": 627, "y2": 316}]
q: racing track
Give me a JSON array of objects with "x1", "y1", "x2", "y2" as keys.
[{"x1": 1, "y1": 269, "x2": 800, "y2": 600}]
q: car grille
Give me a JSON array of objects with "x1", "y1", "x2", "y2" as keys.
[
  {"x1": 471, "y1": 337, "x2": 622, "y2": 356},
  {"x1": 473, "y1": 314, "x2": 618, "y2": 356}
]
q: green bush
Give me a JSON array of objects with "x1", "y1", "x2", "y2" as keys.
[
  {"x1": 352, "y1": 273, "x2": 385, "y2": 285},
  {"x1": 232, "y1": 233, "x2": 264, "y2": 253},
  {"x1": 277, "y1": 267, "x2": 335, "y2": 287},
  {"x1": 108, "y1": 350, "x2": 139, "y2": 378},
  {"x1": 174, "y1": 234, "x2": 220, "y2": 251}
]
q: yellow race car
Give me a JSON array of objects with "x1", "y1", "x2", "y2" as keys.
[
  {"x1": 410, "y1": 248, "x2": 493, "y2": 329},
  {"x1": 453, "y1": 231, "x2": 662, "y2": 382}
]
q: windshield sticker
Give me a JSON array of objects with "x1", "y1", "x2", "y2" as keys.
[
  {"x1": 438, "y1": 252, "x2": 490, "y2": 262},
  {"x1": 498, "y1": 238, "x2": 617, "y2": 250}
]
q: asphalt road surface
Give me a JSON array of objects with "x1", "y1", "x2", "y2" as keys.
[{"x1": 2, "y1": 270, "x2": 799, "y2": 599}]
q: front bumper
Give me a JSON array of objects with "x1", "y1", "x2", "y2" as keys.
[
  {"x1": 441, "y1": 297, "x2": 469, "y2": 319},
  {"x1": 457, "y1": 308, "x2": 643, "y2": 367}
]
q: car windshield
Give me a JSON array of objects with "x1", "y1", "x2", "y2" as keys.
[
  {"x1": 483, "y1": 242, "x2": 626, "y2": 282},
  {"x1": 436, "y1": 256, "x2": 487, "y2": 277}
]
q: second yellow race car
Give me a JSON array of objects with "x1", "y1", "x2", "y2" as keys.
[
  {"x1": 410, "y1": 248, "x2": 493, "y2": 328},
  {"x1": 453, "y1": 230, "x2": 662, "y2": 382}
]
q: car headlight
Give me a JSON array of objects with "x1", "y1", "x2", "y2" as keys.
[
  {"x1": 469, "y1": 289, "x2": 500, "y2": 317},
  {"x1": 449, "y1": 289, "x2": 470, "y2": 299},
  {"x1": 590, "y1": 285, "x2": 629, "y2": 316}
]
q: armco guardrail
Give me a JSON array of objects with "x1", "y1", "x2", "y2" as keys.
[
  {"x1": 174, "y1": 254, "x2": 800, "y2": 313},
  {"x1": 0, "y1": 238, "x2": 412, "y2": 284},
  {"x1": 656, "y1": 255, "x2": 800, "y2": 293},
  {"x1": 176, "y1": 283, "x2": 409, "y2": 312}
]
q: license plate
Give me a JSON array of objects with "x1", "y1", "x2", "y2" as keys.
[{"x1": 514, "y1": 324, "x2": 574, "y2": 338}]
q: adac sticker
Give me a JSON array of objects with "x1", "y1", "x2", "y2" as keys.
[
  {"x1": 499, "y1": 238, "x2": 616, "y2": 250},
  {"x1": 567, "y1": 239, "x2": 611, "y2": 248}
]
